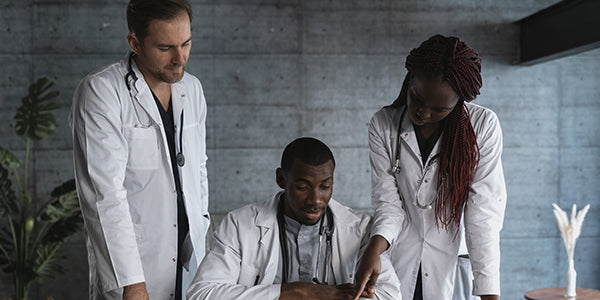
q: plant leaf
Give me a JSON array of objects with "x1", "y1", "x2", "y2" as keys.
[
  {"x1": 33, "y1": 242, "x2": 65, "y2": 281},
  {"x1": 38, "y1": 179, "x2": 83, "y2": 244},
  {"x1": 0, "y1": 165, "x2": 19, "y2": 218},
  {"x1": 49, "y1": 179, "x2": 76, "y2": 199},
  {"x1": 14, "y1": 77, "x2": 61, "y2": 140},
  {"x1": 0, "y1": 147, "x2": 21, "y2": 169}
]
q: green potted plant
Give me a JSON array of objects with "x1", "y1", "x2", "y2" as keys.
[{"x1": 0, "y1": 78, "x2": 82, "y2": 300}]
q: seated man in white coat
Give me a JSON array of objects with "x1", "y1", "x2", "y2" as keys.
[{"x1": 187, "y1": 137, "x2": 401, "y2": 300}]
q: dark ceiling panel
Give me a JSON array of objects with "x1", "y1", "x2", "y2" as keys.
[{"x1": 516, "y1": 0, "x2": 600, "y2": 65}]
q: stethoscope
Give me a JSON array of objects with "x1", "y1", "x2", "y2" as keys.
[
  {"x1": 125, "y1": 52, "x2": 185, "y2": 167},
  {"x1": 277, "y1": 194, "x2": 334, "y2": 285},
  {"x1": 392, "y1": 106, "x2": 441, "y2": 210}
]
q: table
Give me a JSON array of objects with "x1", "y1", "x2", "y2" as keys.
[{"x1": 525, "y1": 287, "x2": 600, "y2": 299}]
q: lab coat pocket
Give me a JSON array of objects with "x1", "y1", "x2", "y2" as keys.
[
  {"x1": 124, "y1": 127, "x2": 159, "y2": 170},
  {"x1": 453, "y1": 255, "x2": 477, "y2": 300},
  {"x1": 238, "y1": 263, "x2": 260, "y2": 287}
]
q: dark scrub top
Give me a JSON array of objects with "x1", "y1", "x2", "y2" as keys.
[
  {"x1": 412, "y1": 123, "x2": 443, "y2": 300},
  {"x1": 152, "y1": 91, "x2": 189, "y2": 300}
]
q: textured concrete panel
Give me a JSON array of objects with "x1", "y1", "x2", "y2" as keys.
[
  {"x1": 560, "y1": 106, "x2": 600, "y2": 148},
  {"x1": 208, "y1": 105, "x2": 301, "y2": 149},
  {"x1": 33, "y1": 3, "x2": 129, "y2": 54},
  {"x1": 304, "y1": 8, "x2": 520, "y2": 56},
  {"x1": 0, "y1": 2, "x2": 31, "y2": 54},
  {"x1": 502, "y1": 147, "x2": 560, "y2": 238},
  {"x1": 0, "y1": 55, "x2": 32, "y2": 151},
  {"x1": 329, "y1": 147, "x2": 371, "y2": 209},
  {"x1": 213, "y1": 4, "x2": 300, "y2": 53},
  {"x1": 207, "y1": 148, "x2": 281, "y2": 213},
  {"x1": 558, "y1": 48, "x2": 600, "y2": 106},
  {"x1": 304, "y1": 0, "x2": 393, "y2": 10},
  {"x1": 481, "y1": 61, "x2": 561, "y2": 148},
  {"x1": 301, "y1": 108, "x2": 373, "y2": 148},
  {"x1": 302, "y1": 54, "x2": 403, "y2": 110},
  {"x1": 500, "y1": 237, "x2": 560, "y2": 298},
  {"x1": 33, "y1": 150, "x2": 76, "y2": 203},
  {"x1": 559, "y1": 147, "x2": 600, "y2": 237},
  {"x1": 208, "y1": 55, "x2": 302, "y2": 106},
  {"x1": 184, "y1": 54, "x2": 215, "y2": 91},
  {"x1": 303, "y1": 10, "x2": 394, "y2": 54},
  {"x1": 189, "y1": 4, "x2": 216, "y2": 54},
  {"x1": 211, "y1": 0, "x2": 298, "y2": 4}
]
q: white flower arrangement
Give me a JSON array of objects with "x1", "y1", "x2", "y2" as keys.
[{"x1": 552, "y1": 203, "x2": 590, "y2": 298}]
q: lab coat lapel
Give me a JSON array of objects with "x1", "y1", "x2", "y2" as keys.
[
  {"x1": 329, "y1": 200, "x2": 360, "y2": 284},
  {"x1": 171, "y1": 81, "x2": 184, "y2": 131},
  {"x1": 398, "y1": 107, "x2": 423, "y2": 167},
  {"x1": 129, "y1": 59, "x2": 162, "y2": 127},
  {"x1": 129, "y1": 58, "x2": 178, "y2": 189},
  {"x1": 255, "y1": 194, "x2": 281, "y2": 283}
]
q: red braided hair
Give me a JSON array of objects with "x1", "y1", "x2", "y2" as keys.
[{"x1": 391, "y1": 34, "x2": 482, "y2": 232}]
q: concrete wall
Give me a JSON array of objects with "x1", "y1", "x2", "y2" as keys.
[{"x1": 1, "y1": 0, "x2": 599, "y2": 298}]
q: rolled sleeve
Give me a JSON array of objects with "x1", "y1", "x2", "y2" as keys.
[{"x1": 464, "y1": 109, "x2": 506, "y2": 296}]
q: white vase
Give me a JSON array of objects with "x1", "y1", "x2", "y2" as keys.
[{"x1": 565, "y1": 258, "x2": 577, "y2": 297}]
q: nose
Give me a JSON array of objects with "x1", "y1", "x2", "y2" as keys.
[
  {"x1": 172, "y1": 47, "x2": 186, "y2": 65},
  {"x1": 417, "y1": 107, "x2": 430, "y2": 120},
  {"x1": 306, "y1": 188, "x2": 324, "y2": 206}
]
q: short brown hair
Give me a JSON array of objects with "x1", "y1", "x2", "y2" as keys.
[{"x1": 127, "y1": 0, "x2": 192, "y2": 42}]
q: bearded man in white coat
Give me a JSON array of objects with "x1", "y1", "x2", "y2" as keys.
[
  {"x1": 70, "y1": 0, "x2": 209, "y2": 299},
  {"x1": 186, "y1": 137, "x2": 401, "y2": 300}
]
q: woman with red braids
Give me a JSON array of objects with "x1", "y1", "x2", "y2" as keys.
[{"x1": 354, "y1": 35, "x2": 506, "y2": 300}]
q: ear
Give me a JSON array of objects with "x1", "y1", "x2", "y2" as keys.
[
  {"x1": 127, "y1": 33, "x2": 141, "y2": 54},
  {"x1": 276, "y1": 168, "x2": 287, "y2": 189}
]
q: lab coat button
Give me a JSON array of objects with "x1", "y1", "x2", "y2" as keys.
[
  {"x1": 172, "y1": 258, "x2": 176, "y2": 262},
  {"x1": 425, "y1": 273, "x2": 429, "y2": 277}
]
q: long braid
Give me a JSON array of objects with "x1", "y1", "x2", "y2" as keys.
[{"x1": 391, "y1": 34, "x2": 482, "y2": 232}]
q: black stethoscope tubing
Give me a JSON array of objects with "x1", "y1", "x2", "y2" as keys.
[
  {"x1": 277, "y1": 194, "x2": 333, "y2": 285},
  {"x1": 392, "y1": 106, "x2": 441, "y2": 210},
  {"x1": 391, "y1": 106, "x2": 407, "y2": 174},
  {"x1": 125, "y1": 52, "x2": 185, "y2": 167}
]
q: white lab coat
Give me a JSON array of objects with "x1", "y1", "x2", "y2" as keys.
[
  {"x1": 369, "y1": 103, "x2": 506, "y2": 299},
  {"x1": 70, "y1": 53, "x2": 210, "y2": 299},
  {"x1": 186, "y1": 192, "x2": 402, "y2": 300}
]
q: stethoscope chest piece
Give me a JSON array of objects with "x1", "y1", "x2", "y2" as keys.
[{"x1": 176, "y1": 152, "x2": 185, "y2": 167}]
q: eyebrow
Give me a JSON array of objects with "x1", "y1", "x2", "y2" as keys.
[
  {"x1": 156, "y1": 37, "x2": 192, "y2": 48},
  {"x1": 294, "y1": 177, "x2": 333, "y2": 184}
]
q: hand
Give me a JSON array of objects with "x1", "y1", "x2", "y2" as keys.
[
  {"x1": 281, "y1": 282, "x2": 357, "y2": 300},
  {"x1": 123, "y1": 282, "x2": 149, "y2": 300},
  {"x1": 353, "y1": 235, "x2": 389, "y2": 300},
  {"x1": 480, "y1": 295, "x2": 499, "y2": 300}
]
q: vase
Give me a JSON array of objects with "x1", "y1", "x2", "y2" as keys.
[{"x1": 565, "y1": 258, "x2": 577, "y2": 298}]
